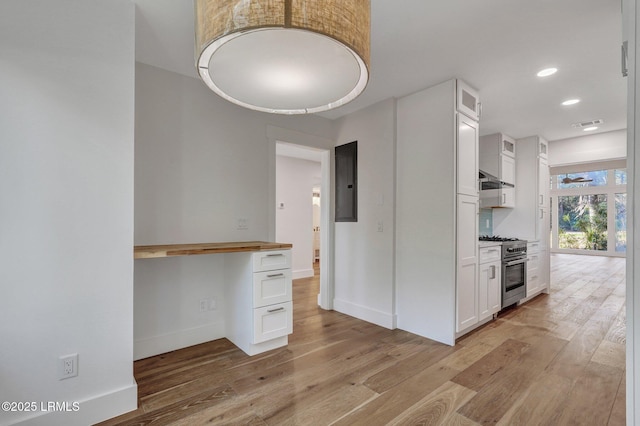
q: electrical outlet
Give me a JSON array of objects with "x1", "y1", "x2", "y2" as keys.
[
  {"x1": 200, "y1": 298, "x2": 216, "y2": 312},
  {"x1": 59, "y1": 354, "x2": 78, "y2": 380},
  {"x1": 236, "y1": 218, "x2": 248, "y2": 230}
]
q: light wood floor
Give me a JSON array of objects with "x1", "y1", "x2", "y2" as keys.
[{"x1": 98, "y1": 254, "x2": 626, "y2": 425}]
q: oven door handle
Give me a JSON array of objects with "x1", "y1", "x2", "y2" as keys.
[{"x1": 504, "y1": 258, "x2": 527, "y2": 267}]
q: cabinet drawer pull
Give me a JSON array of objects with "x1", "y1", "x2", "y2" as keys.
[
  {"x1": 267, "y1": 307, "x2": 285, "y2": 313},
  {"x1": 267, "y1": 273, "x2": 285, "y2": 278},
  {"x1": 266, "y1": 254, "x2": 284, "y2": 257}
]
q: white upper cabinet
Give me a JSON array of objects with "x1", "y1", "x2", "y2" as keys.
[
  {"x1": 479, "y1": 133, "x2": 517, "y2": 184},
  {"x1": 538, "y1": 157, "x2": 550, "y2": 210},
  {"x1": 538, "y1": 138, "x2": 549, "y2": 159},
  {"x1": 456, "y1": 79, "x2": 481, "y2": 121},
  {"x1": 492, "y1": 135, "x2": 550, "y2": 243},
  {"x1": 457, "y1": 113, "x2": 479, "y2": 196},
  {"x1": 479, "y1": 133, "x2": 516, "y2": 208},
  {"x1": 501, "y1": 155, "x2": 516, "y2": 186},
  {"x1": 502, "y1": 137, "x2": 516, "y2": 158}
]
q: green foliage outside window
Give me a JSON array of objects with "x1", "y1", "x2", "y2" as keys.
[{"x1": 558, "y1": 195, "x2": 607, "y2": 251}]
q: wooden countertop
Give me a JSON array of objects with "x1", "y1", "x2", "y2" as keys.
[{"x1": 134, "y1": 241, "x2": 292, "y2": 259}]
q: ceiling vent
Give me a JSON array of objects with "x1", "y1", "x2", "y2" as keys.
[{"x1": 572, "y1": 119, "x2": 604, "y2": 128}]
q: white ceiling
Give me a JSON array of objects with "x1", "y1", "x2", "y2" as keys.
[{"x1": 133, "y1": 0, "x2": 626, "y2": 142}]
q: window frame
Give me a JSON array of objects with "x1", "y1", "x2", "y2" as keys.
[{"x1": 550, "y1": 168, "x2": 626, "y2": 257}]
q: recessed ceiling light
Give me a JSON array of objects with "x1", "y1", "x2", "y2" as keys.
[
  {"x1": 537, "y1": 68, "x2": 558, "y2": 77},
  {"x1": 583, "y1": 126, "x2": 598, "y2": 132},
  {"x1": 562, "y1": 99, "x2": 580, "y2": 106}
]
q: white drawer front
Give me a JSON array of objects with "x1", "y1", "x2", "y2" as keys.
[
  {"x1": 527, "y1": 272, "x2": 540, "y2": 297},
  {"x1": 253, "y1": 301, "x2": 293, "y2": 344},
  {"x1": 528, "y1": 254, "x2": 540, "y2": 271},
  {"x1": 479, "y1": 247, "x2": 501, "y2": 264},
  {"x1": 253, "y1": 269, "x2": 292, "y2": 308},
  {"x1": 253, "y1": 250, "x2": 291, "y2": 272},
  {"x1": 527, "y1": 242, "x2": 540, "y2": 254}
]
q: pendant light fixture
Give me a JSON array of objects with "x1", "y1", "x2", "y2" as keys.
[{"x1": 194, "y1": 0, "x2": 370, "y2": 114}]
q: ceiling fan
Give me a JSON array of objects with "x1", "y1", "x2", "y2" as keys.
[{"x1": 562, "y1": 174, "x2": 593, "y2": 184}]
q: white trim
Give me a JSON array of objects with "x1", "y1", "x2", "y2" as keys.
[
  {"x1": 13, "y1": 384, "x2": 137, "y2": 426},
  {"x1": 267, "y1": 125, "x2": 335, "y2": 311},
  {"x1": 550, "y1": 159, "x2": 626, "y2": 175},
  {"x1": 134, "y1": 322, "x2": 225, "y2": 361},
  {"x1": 319, "y1": 149, "x2": 333, "y2": 309},
  {"x1": 333, "y1": 298, "x2": 395, "y2": 329},
  {"x1": 292, "y1": 268, "x2": 314, "y2": 279},
  {"x1": 624, "y1": 0, "x2": 638, "y2": 421}
]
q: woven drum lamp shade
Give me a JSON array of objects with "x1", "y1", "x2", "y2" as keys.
[{"x1": 195, "y1": 0, "x2": 370, "y2": 114}]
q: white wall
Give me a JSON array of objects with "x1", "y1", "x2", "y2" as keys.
[
  {"x1": 275, "y1": 155, "x2": 321, "y2": 279},
  {"x1": 0, "y1": 1, "x2": 136, "y2": 425},
  {"x1": 549, "y1": 129, "x2": 627, "y2": 166},
  {"x1": 134, "y1": 63, "x2": 336, "y2": 359},
  {"x1": 333, "y1": 99, "x2": 397, "y2": 328}
]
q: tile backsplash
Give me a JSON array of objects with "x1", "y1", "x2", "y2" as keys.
[{"x1": 479, "y1": 208, "x2": 493, "y2": 235}]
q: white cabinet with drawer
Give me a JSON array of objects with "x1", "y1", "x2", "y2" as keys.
[
  {"x1": 478, "y1": 245, "x2": 501, "y2": 322},
  {"x1": 253, "y1": 269, "x2": 292, "y2": 307},
  {"x1": 225, "y1": 249, "x2": 293, "y2": 355},
  {"x1": 457, "y1": 243, "x2": 501, "y2": 337},
  {"x1": 253, "y1": 250, "x2": 291, "y2": 272},
  {"x1": 525, "y1": 241, "x2": 548, "y2": 299},
  {"x1": 253, "y1": 301, "x2": 293, "y2": 343}
]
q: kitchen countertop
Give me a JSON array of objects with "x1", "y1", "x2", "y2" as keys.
[{"x1": 134, "y1": 241, "x2": 292, "y2": 259}]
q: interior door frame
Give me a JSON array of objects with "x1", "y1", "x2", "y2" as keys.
[{"x1": 267, "y1": 125, "x2": 335, "y2": 309}]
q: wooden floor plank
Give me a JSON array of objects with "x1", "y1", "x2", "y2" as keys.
[
  {"x1": 386, "y1": 381, "x2": 476, "y2": 425},
  {"x1": 450, "y1": 339, "x2": 529, "y2": 392},
  {"x1": 553, "y1": 361, "x2": 624, "y2": 425},
  {"x1": 609, "y1": 374, "x2": 627, "y2": 425},
  {"x1": 362, "y1": 339, "x2": 459, "y2": 393},
  {"x1": 591, "y1": 339, "x2": 626, "y2": 370},
  {"x1": 545, "y1": 314, "x2": 617, "y2": 379},
  {"x1": 456, "y1": 335, "x2": 568, "y2": 425},
  {"x1": 495, "y1": 372, "x2": 572, "y2": 426},
  {"x1": 97, "y1": 255, "x2": 626, "y2": 426},
  {"x1": 331, "y1": 361, "x2": 461, "y2": 426}
]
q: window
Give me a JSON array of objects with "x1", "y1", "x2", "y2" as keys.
[
  {"x1": 551, "y1": 166, "x2": 626, "y2": 257},
  {"x1": 557, "y1": 170, "x2": 607, "y2": 189},
  {"x1": 557, "y1": 194, "x2": 607, "y2": 251},
  {"x1": 616, "y1": 193, "x2": 627, "y2": 252}
]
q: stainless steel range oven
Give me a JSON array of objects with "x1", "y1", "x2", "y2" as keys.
[
  {"x1": 501, "y1": 240, "x2": 527, "y2": 307},
  {"x1": 479, "y1": 236, "x2": 527, "y2": 308}
]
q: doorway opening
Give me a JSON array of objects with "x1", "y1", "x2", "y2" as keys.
[{"x1": 274, "y1": 140, "x2": 332, "y2": 309}]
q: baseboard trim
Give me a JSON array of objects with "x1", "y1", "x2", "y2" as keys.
[
  {"x1": 292, "y1": 269, "x2": 314, "y2": 279},
  {"x1": 333, "y1": 298, "x2": 394, "y2": 329},
  {"x1": 134, "y1": 322, "x2": 225, "y2": 360},
  {"x1": 13, "y1": 382, "x2": 137, "y2": 426}
]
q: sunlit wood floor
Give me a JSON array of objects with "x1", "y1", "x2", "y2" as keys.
[{"x1": 99, "y1": 254, "x2": 626, "y2": 425}]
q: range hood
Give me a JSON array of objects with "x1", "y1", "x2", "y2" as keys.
[
  {"x1": 479, "y1": 169, "x2": 515, "y2": 208},
  {"x1": 479, "y1": 169, "x2": 515, "y2": 190}
]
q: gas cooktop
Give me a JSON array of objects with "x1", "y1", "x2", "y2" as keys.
[{"x1": 479, "y1": 235, "x2": 522, "y2": 242}]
